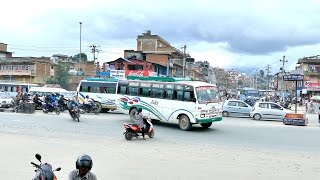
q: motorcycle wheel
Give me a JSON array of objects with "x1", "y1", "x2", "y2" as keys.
[
  {"x1": 125, "y1": 132, "x2": 133, "y2": 140},
  {"x1": 148, "y1": 130, "x2": 154, "y2": 138}
]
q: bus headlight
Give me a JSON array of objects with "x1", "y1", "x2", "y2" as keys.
[{"x1": 200, "y1": 114, "x2": 205, "y2": 118}]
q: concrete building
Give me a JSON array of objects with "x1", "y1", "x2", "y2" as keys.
[
  {"x1": 0, "y1": 43, "x2": 13, "y2": 58},
  {"x1": 0, "y1": 57, "x2": 52, "y2": 84},
  {"x1": 136, "y1": 30, "x2": 188, "y2": 77},
  {"x1": 297, "y1": 55, "x2": 320, "y2": 96}
]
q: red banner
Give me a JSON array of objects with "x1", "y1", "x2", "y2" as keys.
[
  {"x1": 125, "y1": 70, "x2": 150, "y2": 77},
  {"x1": 306, "y1": 82, "x2": 320, "y2": 88}
]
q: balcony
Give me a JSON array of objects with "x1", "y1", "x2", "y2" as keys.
[
  {"x1": 0, "y1": 70, "x2": 35, "y2": 76},
  {"x1": 303, "y1": 70, "x2": 320, "y2": 76}
]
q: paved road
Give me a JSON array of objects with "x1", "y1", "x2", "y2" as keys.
[
  {"x1": 1, "y1": 111, "x2": 320, "y2": 180},
  {"x1": 1, "y1": 110, "x2": 319, "y2": 153}
]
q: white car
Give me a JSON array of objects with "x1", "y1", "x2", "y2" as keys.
[
  {"x1": 250, "y1": 102, "x2": 292, "y2": 121},
  {"x1": 0, "y1": 92, "x2": 14, "y2": 108}
]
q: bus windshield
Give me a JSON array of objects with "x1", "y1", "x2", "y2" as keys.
[{"x1": 196, "y1": 86, "x2": 219, "y2": 104}]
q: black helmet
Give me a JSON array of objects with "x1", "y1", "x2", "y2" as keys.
[
  {"x1": 76, "y1": 154, "x2": 93, "y2": 170},
  {"x1": 86, "y1": 95, "x2": 89, "y2": 98},
  {"x1": 137, "y1": 107, "x2": 142, "y2": 113}
]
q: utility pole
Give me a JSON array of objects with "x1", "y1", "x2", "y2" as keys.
[
  {"x1": 90, "y1": 44, "x2": 99, "y2": 77},
  {"x1": 265, "y1": 64, "x2": 271, "y2": 94},
  {"x1": 280, "y1": 55, "x2": 288, "y2": 101},
  {"x1": 182, "y1": 45, "x2": 186, "y2": 78}
]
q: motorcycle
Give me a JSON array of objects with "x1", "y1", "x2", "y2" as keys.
[
  {"x1": 70, "y1": 105, "x2": 80, "y2": 122},
  {"x1": 42, "y1": 102, "x2": 60, "y2": 115},
  {"x1": 58, "y1": 98, "x2": 68, "y2": 112},
  {"x1": 31, "y1": 153, "x2": 61, "y2": 180},
  {"x1": 123, "y1": 117, "x2": 154, "y2": 140},
  {"x1": 79, "y1": 101, "x2": 100, "y2": 115}
]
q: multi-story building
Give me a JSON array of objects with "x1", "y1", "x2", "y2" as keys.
[
  {"x1": 0, "y1": 57, "x2": 52, "y2": 84},
  {"x1": 297, "y1": 55, "x2": 320, "y2": 96},
  {"x1": 213, "y1": 67, "x2": 229, "y2": 92},
  {"x1": 227, "y1": 69, "x2": 239, "y2": 89},
  {"x1": 136, "y1": 30, "x2": 188, "y2": 77}
]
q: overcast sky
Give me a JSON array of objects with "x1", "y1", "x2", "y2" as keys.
[{"x1": 1, "y1": 0, "x2": 320, "y2": 74}]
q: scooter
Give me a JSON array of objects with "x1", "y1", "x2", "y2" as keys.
[
  {"x1": 31, "y1": 153, "x2": 61, "y2": 180},
  {"x1": 123, "y1": 118, "x2": 154, "y2": 140},
  {"x1": 69, "y1": 106, "x2": 80, "y2": 122},
  {"x1": 79, "y1": 102, "x2": 100, "y2": 115},
  {"x1": 42, "y1": 102, "x2": 60, "y2": 115}
]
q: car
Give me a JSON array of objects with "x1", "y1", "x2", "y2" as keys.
[
  {"x1": 0, "y1": 92, "x2": 14, "y2": 108},
  {"x1": 222, "y1": 100, "x2": 252, "y2": 117},
  {"x1": 250, "y1": 102, "x2": 292, "y2": 121}
]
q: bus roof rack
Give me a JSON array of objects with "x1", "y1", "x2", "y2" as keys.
[
  {"x1": 85, "y1": 77, "x2": 119, "y2": 82},
  {"x1": 126, "y1": 76, "x2": 193, "y2": 82}
]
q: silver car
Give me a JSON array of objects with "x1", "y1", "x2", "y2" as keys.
[
  {"x1": 250, "y1": 102, "x2": 292, "y2": 121},
  {"x1": 222, "y1": 100, "x2": 252, "y2": 117}
]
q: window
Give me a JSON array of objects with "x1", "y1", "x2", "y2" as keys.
[
  {"x1": 238, "y1": 102, "x2": 248, "y2": 107},
  {"x1": 184, "y1": 91, "x2": 195, "y2": 102},
  {"x1": 151, "y1": 89, "x2": 164, "y2": 99},
  {"x1": 227, "y1": 101, "x2": 237, "y2": 106},
  {"x1": 258, "y1": 103, "x2": 268, "y2": 109},
  {"x1": 270, "y1": 103, "x2": 282, "y2": 110},
  {"x1": 103, "y1": 87, "x2": 116, "y2": 94},
  {"x1": 141, "y1": 88, "x2": 150, "y2": 97},
  {"x1": 118, "y1": 86, "x2": 127, "y2": 94},
  {"x1": 166, "y1": 90, "x2": 174, "y2": 100},
  {"x1": 175, "y1": 90, "x2": 184, "y2": 101},
  {"x1": 128, "y1": 87, "x2": 139, "y2": 96}
]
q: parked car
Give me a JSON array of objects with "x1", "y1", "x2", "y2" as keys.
[
  {"x1": 222, "y1": 100, "x2": 252, "y2": 117},
  {"x1": 0, "y1": 92, "x2": 14, "y2": 108},
  {"x1": 250, "y1": 102, "x2": 292, "y2": 121}
]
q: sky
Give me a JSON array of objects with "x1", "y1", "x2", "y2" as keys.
[{"x1": 1, "y1": 0, "x2": 320, "y2": 74}]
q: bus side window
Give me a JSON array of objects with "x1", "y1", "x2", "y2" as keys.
[
  {"x1": 141, "y1": 88, "x2": 150, "y2": 97},
  {"x1": 184, "y1": 91, "x2": 195, "y2": 102},
  {"x1": 151, "y1": 89, "x2": 164, "y2": 99},
  {"x1": 184, "y1": 91, "x2": 191, "y2": 101},
  {"x1": 88, "y1": 86, "x2": 91, "y2": 92},
  {"x1": 119, "y1": 86, "x2": 127, "y2": 95},
  {"x1": 175, "y1": 90, "x2": 184, "y2": 101},
  {"x1": 129, "y1": 87, "x2": 139, "y2": 96},
  {"x1": 165, "y1": 90, "x2": 174, "y2": 100}
]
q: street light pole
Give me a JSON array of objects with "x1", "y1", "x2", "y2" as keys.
[
  {"x1": 79, "y1": 22, "x2": 82, "y2": 73},
  {"x1": 280, "y1": 55, "x2": 288, "y2": 101}
]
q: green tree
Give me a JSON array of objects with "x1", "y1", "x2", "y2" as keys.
[
  {"x1": 45, "y1": 62, "x2": 70, "y2": 89},
  {"x1": 72, "y1": 53, "x2": 87, "y2": 62}
]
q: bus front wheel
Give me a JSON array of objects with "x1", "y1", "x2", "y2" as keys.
[{"x1": 179, "y1": 115, "x2": 192, "y2": 131}]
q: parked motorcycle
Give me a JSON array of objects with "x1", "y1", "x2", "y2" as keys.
[
  {"x1": 70, "y1": 105, "x2": 80, "y2": 122},
  {"x1": 42, "y1": 102, "x2": 60, "y2": 115},
  {"x1": 31, "y1": 153, "x2": 61, "y2": 180},
  {"x1": 123, "y1": 118, "x2": 154, "y2": 140}
]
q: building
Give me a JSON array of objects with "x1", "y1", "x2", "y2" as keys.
[
  {"x1": 227, "y1": 69, "x2": 239, "y2": 89},
  {"x1": 297, "y1": 55, "x2": 320, "y2": 96},
  {"x1": 136, "y1": 30, "x2": 188, "y2": 77},
  {"x1": 0, "y1": 43, "x2": 13, "y2": 58},
  {"x1": 213, "y1": 67, "x2": 229, "y2": 92},
  {"x1": 0, "y1": 56, "x2": 52, "y2": 84}
]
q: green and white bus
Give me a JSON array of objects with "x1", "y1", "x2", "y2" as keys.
[{"x1": 77, "y1": 76, "x2": 223, "y2": 130}]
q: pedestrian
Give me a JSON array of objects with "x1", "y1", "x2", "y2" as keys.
[{"x1": 68, "y1": 154, "x2": 97, "y2": 180}]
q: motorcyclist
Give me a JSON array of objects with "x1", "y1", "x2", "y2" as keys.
[
  {"x1": 68, "y1": 97, "x2": 79, "y2": 117},
  {"x1": 68, "y1": 154, "x2": 97, "y2": 180},
  {"x1": 32, "y1": 93, "x2": 42, "y2": 109},
  {"x1": 58, "y1": 94, "x2": 67, "y2": 110},
  {"x1": 84, "y1": 95, "x2": 93, "y2": 111},
  {"x1": 135, "y1": 108, "x2": 146, "y2": 140}
]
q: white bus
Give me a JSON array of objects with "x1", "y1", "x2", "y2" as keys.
[
  {"x1": 28, "y1": 86, "x2": 68, "y2": 97},
  {"x1": 0, "y1": 82, "x2": 39, "y2": 93},
  {"x1": 77, "y1": 76, "x2": 223, "y2": 130}
]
